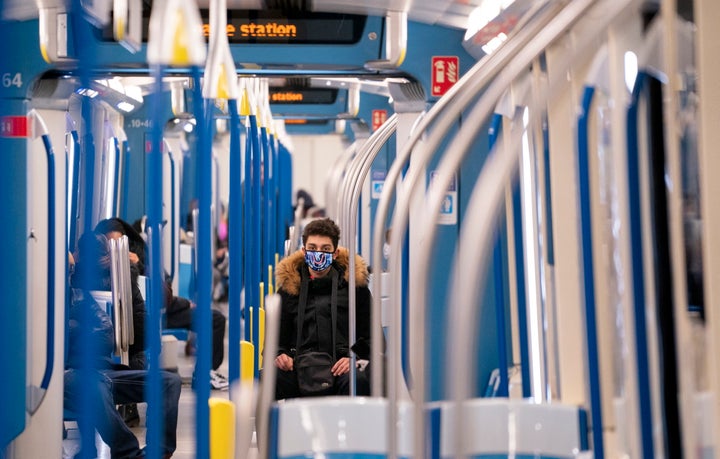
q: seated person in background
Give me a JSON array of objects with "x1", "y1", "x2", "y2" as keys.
[
  {"x1": 96, "y1": 217, "x2": 229, "y2": 390},
  {"x1": 273, "y1": 218, "x2": 375, "y2": 399},
  {"x1": 65, "y1": 232, "x2": 181, "y2": 459}
]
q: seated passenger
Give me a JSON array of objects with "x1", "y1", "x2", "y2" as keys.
[
  {"x1": 96, "y1": 217, "x2": 229, "y2": 390},
  {"x1": 273, "y1": 218, "x2": 375, "y2": 399},
  {"x1": 65, "y1": 232, "x2": 181, "y2": 458}
]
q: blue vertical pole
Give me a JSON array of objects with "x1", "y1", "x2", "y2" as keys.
[
  {"x1": 262, "y1": 127, "x2": 272, "y2": 278},
  {"x1": 192, "y1": 68, "x2": 212, "y2": 459},
  {"x1": 271, "y1": 135, "x2": 280, "y2": 258},
  {"x1": 228, "y1": 99, "x2": 243, "y2": 384},
  {"x1": 146, "y1": 65, "x2": 166, "y2": 459},
  {"x1": 243, "y1": 119, "x2": 254, "y2": 341},
  {"x1": 250, "y1": 116, "x2": 262, "y2": 376},
  {"x1": 72, "y1": 3, "x2": 101, "y2": 456}
]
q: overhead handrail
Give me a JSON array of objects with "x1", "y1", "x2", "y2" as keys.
[
  {"x1": 337, "y1": 114, "x2": 398, "y2": 396},
  {"x1": 38, "y1": 6, "x2": 74, "y2": 63},
  {"x1": 26, "y1": 110, "x2": 56, "y2": 415},
  {"x1": 444, "y1": 3, "x2": 639, "y2": 459},
  {"x1": 365, "y1": 11, "x2": 407, "y2": 70},
  {"x1": 113, "y1": 0, "x2": 142, "y2": 53}
]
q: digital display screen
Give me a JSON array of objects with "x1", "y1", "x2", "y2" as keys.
[
  {"x1": 268, "y1": 88, "x2": 338, "y2": 104},
  {"x1": 102, "y1": 10, "x2": 366, "y2": 45}
]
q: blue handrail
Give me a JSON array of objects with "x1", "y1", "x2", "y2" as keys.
[
  {"x1": 146, "y1": 64, "x2": 167, "y2": 459},
  {"x1": 488, "y1": 113, "x2": 509, "y2": 397},
  {"x1": 39, "y1": 133, "x2": 56, "y2": 394},
  {"x1": 112, "y1": 136, "x2": 121, "y2": 216},
  {"x1": 244, "y1": 117, "x2": 254, "y2": 341},
  {"x1": 167, "y1": 150, "x2": 176, "y2": 281},
  {"x1": 250, "y1": 114, "x2": 262, "y2": 377},
  {"x1": 262, "y1": 127, "x2": 271, "y2": 276},
  {"x1": 626, "y1": 71, "x2": 656, "y2": 459},
  {"x1": 228, "y1": 98, "x2": 244, "y2": 384},
  {"x1": 67, "y1": 126, "x2": 81, "y2": 253},
  {"x1": 578, "y1": 86, "x2": 605, "y2": 459},
  {"x1": 192, "y1": 67, "x2": 213, "y2": 458}
]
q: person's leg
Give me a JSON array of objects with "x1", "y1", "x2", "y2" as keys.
[
  {"x1": 334, "y1": 373, "x2": 350, "y2": 395},
  {"x1": 160, "y1": 370, "x2": 182, "y2": 456},
  {"x1": 275, "y1": 369, "x2": 301, "y2": 400},
  {"x1": 65, "y1": 369, "x2": 143, "y2": 459},
  {"x1": 332, "y1": 369, "x2": 370, "y2": 396},
  {"x1": 211, "y1": 309, "x2": 227, "y2": 371},
  {"x1": 165, "y1": 295, "x2": 192, "y2": 329},
  {"x1": 108, "y1": 369, "x2": 181, "y2": 457}
]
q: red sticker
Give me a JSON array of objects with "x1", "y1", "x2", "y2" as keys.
[
  {"x1": 0, "y1": 116, "x2": 29, "y2": 138},
  {"x1": 431, "y1": 56, "x2": 459, "y2": 97}
]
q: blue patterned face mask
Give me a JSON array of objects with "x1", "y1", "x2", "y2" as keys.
[{"x1": 305, "y1": 250, "x2": 333, "y2": 272}]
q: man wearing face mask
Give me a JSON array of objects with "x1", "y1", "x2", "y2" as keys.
[{"x1": 273, "y1": 218, "x2": 374, "y2": 399}]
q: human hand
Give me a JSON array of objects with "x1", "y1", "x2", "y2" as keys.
[
  {"x1": 331, "y1": 357, "x2": 350, "y2": 376},
  {"x1": 128, "y1": 251, "x2": 140, "y2": 265},
  {"x1": 275, "y1": 353, "x2": 294, "y2": 371}
]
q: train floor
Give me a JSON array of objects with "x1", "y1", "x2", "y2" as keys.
[{"x1": 62, "y1": 303, "x2": 258, "y2": 459}]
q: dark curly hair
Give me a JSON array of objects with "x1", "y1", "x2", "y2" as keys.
[{"x1": 302, "y1": 218, "x2": 340, "y2": 250}]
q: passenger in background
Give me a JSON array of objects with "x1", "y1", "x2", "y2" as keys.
[
  {"x1": 96, "y1": 217, "x2": 229, "y2": 390},
  {"x1": 294, "y1": 189, "x2": 315, "y2": 219},
  {"x1": 66, "y1": 232, "x2": 181, "y2": 459},
  {"x1": 273, "y1": 218, "x2": 374, "y2": 399}
]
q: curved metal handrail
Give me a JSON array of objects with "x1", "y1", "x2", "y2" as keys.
[
  {"x1": 326, "y1": 139, "x2": 361, "y2": 222},
  {"x1": 368, "y1": 3, "x2": 566, "y2": 458},
  {"x1": 444, "y1": 3, "x2": 638, "y2": 459},
  {"x1": 337, "y1": 114, "x2": 398, "y2": 395}
]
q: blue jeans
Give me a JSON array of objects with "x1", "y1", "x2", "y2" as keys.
[{"x1": 64, "y1": 368, "x2": 181, "y2": 458}]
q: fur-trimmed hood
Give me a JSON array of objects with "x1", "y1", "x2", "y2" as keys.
[{"x1": 276, "y1": 247, "x2": 369, "y2": 296}]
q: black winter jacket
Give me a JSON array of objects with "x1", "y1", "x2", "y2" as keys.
[{"x1": 275, "y1": 248, "x2": 373, "y2": 361}]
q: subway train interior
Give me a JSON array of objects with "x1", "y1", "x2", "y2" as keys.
[{"x1": 1, "y1": 0, "x2": 719, "y2": 457}]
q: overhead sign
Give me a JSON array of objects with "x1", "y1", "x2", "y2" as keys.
[
  {"x1": 431, "y1": 56, "x2": 459, "y2": 97},
  {"x1": 104, "y1": 10, "x2": 367, "y2": 45},
  {"x1": 269, "y1": 88, "x2": 338, "y2": 104},
  {"x1": 0, "y1": 116, "x2": 29, "y2": 138},
  {"x1": 371, "y1": 109, "x2": 387, "y2": 131}
]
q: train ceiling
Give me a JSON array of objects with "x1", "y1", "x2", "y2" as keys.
[{"x1": 4, "y1": 0, "x2": 481, "y2": 31}]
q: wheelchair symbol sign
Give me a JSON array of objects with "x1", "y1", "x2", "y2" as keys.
[
  {"x1": 438, "y1": 192, "x2": 457, "y2": 225},
  {"x1": 371, "y1": 180, "x2": 384, "y2": 199},
  {"x1": 441, "y1": 195, "x2": 453, "y2": 213}
]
